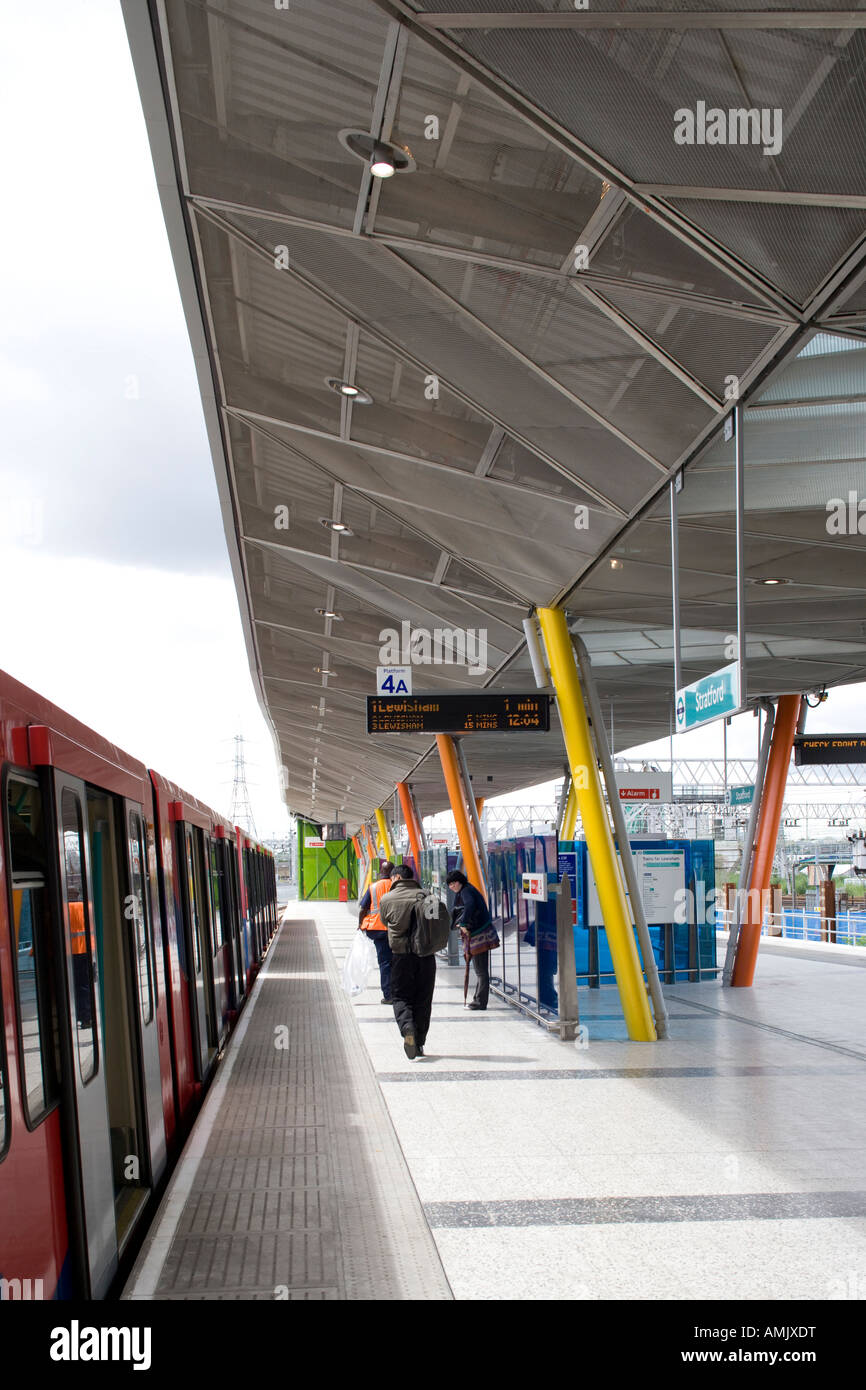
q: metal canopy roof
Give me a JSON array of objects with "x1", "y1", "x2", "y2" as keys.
[{"x1": 125, "y1": 0, "x2": 866, "y2": 826}]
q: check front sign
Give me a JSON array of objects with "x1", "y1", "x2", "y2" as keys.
[
  {"x1": 676, "y1": 662, "x2": 741, "y2": 733},
  {"x1": 794, "y1": 734, "x2": 866, "y2": 765}
]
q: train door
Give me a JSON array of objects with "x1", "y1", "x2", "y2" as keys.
[
  {"x1": 219, "y1": 837, "x2": 244, "y2": 1010},
  {"x1": 179, "y1": 823, "x2": 216, "y2": 1080},
  {"x1": 124, "y1": 802, "x2": 167, "y2": 1189},
  {"x1": 53, "y1": 773, "x2": 117, "y2": 1298},
  {"x1": 206, "y1": 837, "x2": 230, "y2": 1045},
  {"x1": 87, "y1": 787, "x2": 156, "y2": 1252}
]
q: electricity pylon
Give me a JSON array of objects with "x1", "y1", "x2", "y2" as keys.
[{"x1": 229, "y1": 734, "x2": 258, "y2": 840}]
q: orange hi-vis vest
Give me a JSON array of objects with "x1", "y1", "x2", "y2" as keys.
[
  {"x1": 361, "y1": 876, "x2": 391, "y2": 932},
  {"x1": 68, "y1": 901, "x2": 88, "y2": 956}
]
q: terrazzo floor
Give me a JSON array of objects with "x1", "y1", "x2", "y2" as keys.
[{"x1": 308, "y1": 900, "x2": 866, "y2": 1301}]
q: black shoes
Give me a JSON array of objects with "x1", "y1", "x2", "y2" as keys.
[
  {"x1": 381, "y1": 996, "x2": 391, "y2": 1004},
  {"x1": 467, "y1": 1001, "x2": 486, "y2": 1011},
  {"x1": 403, "y1": 1032, "x2": 417, "y2": 1060}
]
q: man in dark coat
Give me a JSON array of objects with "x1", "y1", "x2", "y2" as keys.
[
  {"x1": 379, "y1": 864, "x2": 435, "y2": 1060},
  {"x1": 447, "y1": 870, "x2": 499, "y2": 1011}
]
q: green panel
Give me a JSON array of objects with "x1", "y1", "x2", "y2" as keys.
[{"x1": 298, "y1": 818, "x2": 355, "y2": 900}]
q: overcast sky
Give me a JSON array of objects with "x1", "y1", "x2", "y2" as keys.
[
  {"x1": 1, "y1": 0, "x2": 863, "y2": 842},
  {"x1": 0, "y1": 0, "x2": 289, "y2": 836}
]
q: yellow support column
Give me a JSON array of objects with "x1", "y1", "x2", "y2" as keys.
[
  {"x1": 436, "y1": 734, "x2": 487, "y2": 898},
  {"x1": 561, "y1": 780, "x2": 578, "y2": 840},
  {"x1": 374, "y1": 806, "x2": 394, "y2": 862},
  {"x1": 537, "y1": 607, "x2": 655, "y2": 1041}
]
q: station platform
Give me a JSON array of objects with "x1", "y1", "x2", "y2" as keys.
[{"x1": 125, "y1": 901, "x2": 866, "y2": 1302}]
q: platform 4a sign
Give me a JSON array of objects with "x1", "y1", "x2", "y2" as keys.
[{"x1": 377, "y1": 665, "x2": 412, "y2": 695}]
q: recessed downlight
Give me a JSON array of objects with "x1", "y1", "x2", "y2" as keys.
[
  {"x1": 316, "y1": 608, "x2": 342, "y2": 620},
  {"x1": 320, "y1": 517, "x2": 353, "y2": 535},
  {"x1": 326, "y1": 377, "x2": 374, "y2": 405},
  {"x1": 752, "y1": 576, "x2": 791, "y2": 586},
  {"x1": 338, "y1": 129, "x2": 416, "y2": 176}
]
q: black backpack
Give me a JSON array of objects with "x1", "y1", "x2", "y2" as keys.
[{"x1": 410, "y1": 890, "x2": 452, "y2": 956}]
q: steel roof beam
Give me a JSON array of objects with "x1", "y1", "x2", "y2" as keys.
[
  {"x1": 569, "y1": 280, "x2": 722, "y2": 410},
  {"x1": 188, "y1": 197, "x2": 790, "y2": 326},
  {"x1": 416, "y1": 12, "x2": 866, "y2": 31},
  {"x1": 635, "y1": 185, "x2": 866, "y2": 210},
  {"x1": 228, "y1": 406, "x2": 600, "y2": 516}
]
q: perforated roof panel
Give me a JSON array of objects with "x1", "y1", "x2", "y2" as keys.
[{"x1": 125, "y1": 0, "x2": 866, "y2": 825}]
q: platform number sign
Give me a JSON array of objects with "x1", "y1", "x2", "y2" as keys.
[{"x1": 377, "y1": 665, "x2": 412, "y2": 695}]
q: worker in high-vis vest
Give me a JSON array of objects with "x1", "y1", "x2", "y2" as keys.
[
  {"x1": 68, "y1": 900, "x2": 92, "y2": 1028},
  {"x1": 358, "y1": 861, "x2": 394, "y2": 1004}
]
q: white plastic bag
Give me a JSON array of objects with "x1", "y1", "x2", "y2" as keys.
[{"x1": 341, "y1": 930, "x2": 378, "y2": 996}]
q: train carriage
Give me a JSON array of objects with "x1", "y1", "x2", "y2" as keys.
[{"x1": 0, "y1": 670, "x2": 277, "y2": 1300}]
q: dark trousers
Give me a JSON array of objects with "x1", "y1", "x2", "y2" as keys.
[
  {"x1": 391, "y1": 953, "x2": 436, "y2": 1047},
  {"x1": 471, "y1": 949, "x2": 490, "y2": 1008},
  {"x1": 369, "y1": 930, "x2": 392, "y2": 1001}
]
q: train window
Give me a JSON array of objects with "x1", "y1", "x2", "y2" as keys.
[
  {"x1": 184, "y1": 828, "x2": 202, "y2": 977},
  {"x1": 208, "y1": 840, "x2": 224, "y2": 949},
  {"x1": 61, "y1": 788, "x2": 97, "y2": 1084},
  {"x1": 127, "y1": 810, "x2": 153, "y2": 1026},
  {"x1": 5, "y1": 774, "x2": 60, "y2": 1126}
]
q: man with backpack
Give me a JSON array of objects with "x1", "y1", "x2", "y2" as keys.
[{"x1": 379, "y1": 863, "x2": 451, "y2": 1060}]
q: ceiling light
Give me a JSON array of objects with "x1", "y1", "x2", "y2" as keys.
[
  {"x1": 320, "y1": 517, "x2": 353, "y2": 535},
  {"x1": 610, "y1": 558, "x2": 623, "y2": 570},
  {"x1": 338, "y1": 129, "x2": 416, "y2": 177},
  {"x1": 315, "y1": 607, "x2": 342, "y2": 620},
  {"x1": 326, "y1": 377, "x2": 373, "y2": 405},
  {"x1": 370, "y1": 143, "x2": 395, "y2": 178},
  {"x1": 752, "y1": 576, "x2": 790, "y2": 586},
  {"x1": 314, "y1": 666, "x2": 336, "y2": 676}
]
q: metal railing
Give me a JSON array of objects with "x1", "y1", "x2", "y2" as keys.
[{"x1": 717, "y1": 906, "x2": 866, "y2": 947}]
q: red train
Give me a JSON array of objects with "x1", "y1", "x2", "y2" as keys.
[{"x1": 0, "y1": 670, "x2": 278, "y2": 1299}]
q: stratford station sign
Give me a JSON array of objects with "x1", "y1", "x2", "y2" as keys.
[
  {"x1": 366, "y1": 693, "x2": 550, "y2": 735},
  {"x1": 794, "y1": 734, "x2": 866, "y2": 765}
]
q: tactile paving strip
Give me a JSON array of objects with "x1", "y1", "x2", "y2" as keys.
[{"x1": 124, "y1": 917, "x2": 453, "y2": 1301}]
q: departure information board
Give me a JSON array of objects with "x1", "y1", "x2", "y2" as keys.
[
  {"x1": 366, "y1": 693, "x2": 550, "y2": 734},
  {"x1": 794, "y1": 734, "x2": 866, "y2": 764}
]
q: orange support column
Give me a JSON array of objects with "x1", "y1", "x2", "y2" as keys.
[
  {"x1": 397, "y1": 782, "x2": 423, "y2": 874},
  {"x1": 731, "y1": 693, "x2": 802, "y2": 987},
  {"x1": 436, "y1": 734, "x2": 487, "y2": 898}
]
